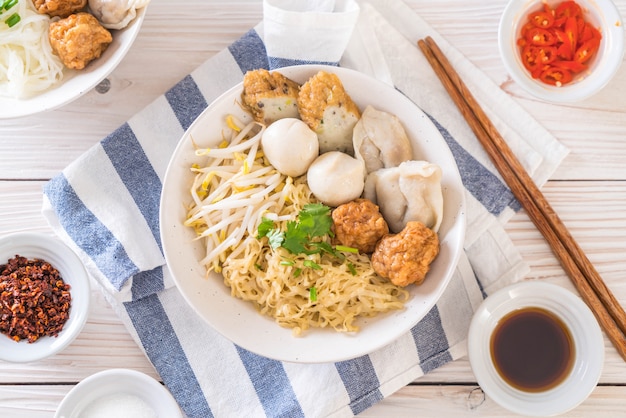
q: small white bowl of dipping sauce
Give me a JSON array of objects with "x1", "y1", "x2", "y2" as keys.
[
  {"x1": 468, "y1": 281, "x2": 604, "y2": 416},
  {"x1": 55, "y1": 369, "x2": 182, "y2": 418}
]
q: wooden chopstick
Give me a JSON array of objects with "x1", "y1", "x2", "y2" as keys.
[{"x1": 417, "y1": 36, "x2": 626, "y2": 361}]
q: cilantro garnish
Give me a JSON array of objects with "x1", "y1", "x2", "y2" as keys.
[
  {"x1": 257, "y1": 203, "x2": 335, "y2": 256},
  {"x1": 256, "y1": 203, "x2": 358, "y2": 281}
]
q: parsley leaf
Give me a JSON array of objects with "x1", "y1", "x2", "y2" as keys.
[
  {"x1": 298, "y1": 203, "x2": 333, "y2": 238},
  {"x1": 280, "y1": 204, "x2": 333, "y2": 255},
  {"x1": 256, "y1": 203, "x2": 355, "y2": 276},
  {"x1": 256, "y1": 217, "x2": 275, "y2": 239},
  {"x1": 282, "y1": 220, "x2": 307, "y2": 254}
]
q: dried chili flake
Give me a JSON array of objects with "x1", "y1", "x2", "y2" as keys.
[{"x1": 0, "y1": 255, "x2": 72, "y2": 343}]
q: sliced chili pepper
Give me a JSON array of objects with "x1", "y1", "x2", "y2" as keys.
[
  {"x1": 555, "y1": 1, "x2": 582, "y2": 19},
  {"x1": 526, "y1": 27, "x2": 557, "y2": 46},
  {"x1": 564, "y1": 17, "x2": 578, "y2": 60},
  {"x1": 552, "y1": 60, "x2": 587, "y2": 73},
  {"x1": 517, "y1": 0, "x2": 601, "y2": 87},
  {"x1": 580, "y1": 24, "x2": 602, "y2": 43},
  {"x1": 578, "y1": 22, "x2": 593, "y2": 43},
  {"x1": 521, "y1": 45, "x2": 558, "y2": 78},
  {"x1": 529, "y1": 11, "x2": 555, "y2": 29},
  {"x1": 542, "y1": 2, "x2": 554, "y2": 14},
  {"x1": 521, "y1": 45, "x2": 543, "y2": 74},
  {"x1": 539, "y1": 66, "x2": 573, "y2": 86},
  {"x1": 574, "y1": 38, "x2": 600, "y2": 64},
  {"x1": 577, "y1": 16, "x2": 588, "y2": 39}
]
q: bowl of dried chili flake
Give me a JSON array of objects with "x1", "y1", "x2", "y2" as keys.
[
  {"x1": 499, "y1": 0, "x2": 624, "y2": 102},
  {"x1": 0, "y1": 232, "x2": 90, "y2": 362}
]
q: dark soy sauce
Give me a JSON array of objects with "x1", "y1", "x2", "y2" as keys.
[{"x1": 490, "y1": 307, "x2": 575, "y2": 392}]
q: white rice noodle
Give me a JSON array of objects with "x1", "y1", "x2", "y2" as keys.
[{"x1": 0, "y1": 0, "x2": 64, "y2": 99}]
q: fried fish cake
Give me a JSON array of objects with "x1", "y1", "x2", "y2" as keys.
[
  {"x1": 240, "y1": 69, "x2": 301, "y2": 125},
  {"x1": 332, "y1": 198, "x2": 388, "y2": 254},
  {"x1": 297, "y1": 71, "x2": 360, "y2": 155},
  {"x1": 49, "y1": 12, "x2": 112, "y2": 70},
  {"x1": 32, "y1": 0, "x2": 86, "y2": 18},
  {"x1": 371, "y1": 221, "x2": 439, "y2": 287}
]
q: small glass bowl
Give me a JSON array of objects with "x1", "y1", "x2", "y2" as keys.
[
  {"x1": 0, "y1": 232, "x2": 90, "y2": 362},
  {"x1": 498, "y1": 0, "x2": 624, "y2": 102},
  {"x1": 468, "y1": 281, "x2": 604, "y2": 416}
]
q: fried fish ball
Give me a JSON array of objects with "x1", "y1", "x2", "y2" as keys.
[
  {"x1": 297, "y1": 71, "x2": 361, "y2": 155},
  {"x1": 332, "y1": 198, "x2": 389, "y2": 254},
  {"x1": 241, "y1": 69, "x2": 301, "y2": 125},
  {"x1": 49, "y1": 13, "x2": 112, "y2": 70},
  {"x1": 32, "y1": 0, "x2": 86, "y2": 18},
  {"x1": 371, "y1": 221, "x2": 439, "y2": 287}
]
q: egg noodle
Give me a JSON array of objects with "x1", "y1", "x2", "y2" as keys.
[
  {"x1": 185, "y1": 117, "x2": 409, "y2": 335},
  {"x1": 0, "y1": 0, "x2": 64, "y2": 98}
]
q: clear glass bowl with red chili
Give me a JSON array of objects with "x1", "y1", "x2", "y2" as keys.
[
  {"x1": 0, "y1": 232, "x2": 90, "y2": 362},
  {"x1": 499, "y1": 0, "x2": 624, "y2": 102}
]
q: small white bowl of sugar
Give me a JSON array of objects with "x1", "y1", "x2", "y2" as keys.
[{"x1": 55, "y1": 369, "x2": 182, "y2": 418}]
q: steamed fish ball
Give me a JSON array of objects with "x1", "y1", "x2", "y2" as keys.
[
  {"x1": 307, "y1": 152, "x2": 365, "y2": 207},
  {"x1": 261, "y1": 118, "x2": 319, "y2": 177}
]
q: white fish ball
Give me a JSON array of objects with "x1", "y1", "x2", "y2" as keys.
[
  {"x1": 307, "y1": 151, "x2": 366, "y2": 207},
  {"x1": 261, "y1": 118, "x2": 319, "y2": 177}
]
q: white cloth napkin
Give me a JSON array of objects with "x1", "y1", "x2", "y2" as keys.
[
  {"x1": 264, "y1": 0, "x2": 360, "y2": 68},
  {"x1": 42, "y1": 0, "x2": 569, "y2": 417}
]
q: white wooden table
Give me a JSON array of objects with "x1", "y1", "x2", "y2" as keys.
[{"x1": 1, "y1": 0, "x2": 626, "y2": 416}]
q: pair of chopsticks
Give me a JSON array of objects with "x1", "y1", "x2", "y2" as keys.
[{"x1": 417, "y1": 36, "x2": 626, "y2": 361}]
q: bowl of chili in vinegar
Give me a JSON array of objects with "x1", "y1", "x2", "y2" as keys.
[{"x1": 499, "y1": 0, "x2": 624, "y2": 102}]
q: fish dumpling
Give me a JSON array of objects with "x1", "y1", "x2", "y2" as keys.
[
  {"x1": 353, "y1": 105, "x2": 413, "y2": 174},
  {"x1": 88, "y1": 0, "x2": 150, "y2": 30},
  {"x1": 363, "y1": 160, "x2": 443, "y2": 233}
]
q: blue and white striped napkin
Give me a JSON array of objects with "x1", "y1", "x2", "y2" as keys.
[{"x1": 42, "y1": 0, "x2": 568, "y2": 416}]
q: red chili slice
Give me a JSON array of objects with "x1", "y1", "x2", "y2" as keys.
[
  {"x1": 552, "y1": 60, "x2": 587, "y2": 73},
  {"x1": 539, "y1": 66, "x2": 573, "y2": 86},
  {"x1": 529, "y1": 11, "x2": 555, "y2": 29},
  {"x1": 564, "y1": 17, "x2": 578, "y2": 60},
  {"x1": 526, "y1": 27, "x2": 557, "y2": 46},
  {"x1": 522, "y1": 45, "x2": 558, "y2": 78},
  {"x1": 555, "y1": 1, "x2": 582, "y2": 19},
  {"x1": 574, "y1": 38, "x2": 601, "y2": 64}
]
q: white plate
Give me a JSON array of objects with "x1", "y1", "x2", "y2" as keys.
[
  {"x1": 0, "y1": 232, "x2": 90, "y2": 362},
  {"x1": 468, "y1": 281, "x2": 604, "y2": 416},
  {"x1": 160, "y1": 65, "x2": 467, "y2": 363},
  {"x1": 54, "y1": 368, "x2": 182, "y2": 418},
  {"x1": 0, "y1": 6, "x2": 147, "y2": 119}
]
